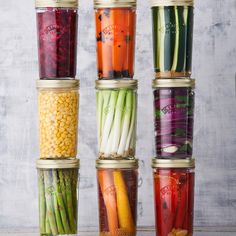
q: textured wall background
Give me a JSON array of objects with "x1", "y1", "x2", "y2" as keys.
[{"x1": 0, "y1": 0, "x2": 235, "y2": 229}]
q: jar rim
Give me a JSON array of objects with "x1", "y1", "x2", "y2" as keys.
[
  {"x1": 96, "y1": 159, "x2": 139, "y2": 169},
  {"x1": 94, "y1": 0, "x2": 136, "y2": 8},
  {"x1": 96, "y1": 80, "x2": 138, "y2": 89},
  {"x1": 152, "y1": 158, "x2": 195, "y2": 168},
  {"x1": 150, "y1": 0, "x2": 194, "y2": 7},
  {"x1": 35, "y1": 0, "x2": 78, "y2": 8},
  {"x1": 36, "y1": 79, "x2": 80, "y2": 89},
  {"x1": 152, "y1": 79, "x2": 195, "y2": 88},
  {"x1": 36, "y1": 159, "x2": 80, "y2": 169}
]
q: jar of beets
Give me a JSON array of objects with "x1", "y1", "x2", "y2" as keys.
[
  {"x1": 94, "y1": 0, "x2": 136, "y2": 79},
  {"x1": 152, "y1": 79, "x2": 195, "y2": 159},
  {"x1": 152, "y1": 158, "x2": 195, "y2": 236},
  {"x1": 36, "y1": 0, "x2": 78, "y2": 79}
]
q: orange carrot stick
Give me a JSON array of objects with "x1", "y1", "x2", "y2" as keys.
[{"x1": 98, "y1": 170, "x2": 119, "y2": 236}]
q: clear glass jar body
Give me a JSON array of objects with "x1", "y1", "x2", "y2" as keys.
[
  {"x1": 152, "y1": 6, "x2": 194, "y2": 78},
  {"x1": 95, "y1": 7, "x2": 136, "y2": 79},
  {"x1": 96, "y1": 87, "x2": 137, "y2": 159},
  {"x1": 37, "y1": 167, "x2": 79, "y2": 235},
  {"x1": 38, "y1": 87, "x2": 79, "y2": 158},
  {"x1": 153, "y1": 167, "x2": 194, "y2": 236},
  {"x1": 36, "y1": 7, "x2": 78, "y2": 79},
  {"x1": 97, "y1": 167, "x2": 138, "y2": 236},
  {"x1": 153, "y1": 87, "x2": 194, "y2": 158}
]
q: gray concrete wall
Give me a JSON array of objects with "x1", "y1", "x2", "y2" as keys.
[{"x1": 0, "y1": 0, "x2": 235, "y2": 229}]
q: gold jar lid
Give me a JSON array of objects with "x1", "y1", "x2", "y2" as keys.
[
  {"x1": 36, "y1": 159, "x2": 80, "y2": 169},
  {"x1": 152, "y1": 158, "x2": 195, "y2": 168},
  {"x1": 36, "y1": 79, "x2": 80, "y2": 89},
  {"x1": 36, "y1": 0, "x2": 78, "y2": 8},
  {"x1": 152, "y1": 79, "x2": 195, "y2": 88},
  {"x1": 150, "y1": 0, "x2": 194, "y2": 7},
  {"x1": 96, "y1": 80, "x2": 138, "y2": 89},
  {"x1": 94, "y1": 0, "x2": 136, "y2": 8},
  {"x1": 96, "y1": 159, "x2": 139, "y2": 169}
]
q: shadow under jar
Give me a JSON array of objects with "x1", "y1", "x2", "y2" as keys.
[
  {"x1": 152, "y1": 159, "x2": 195, "y2": 236},
  {"x1": 94, "y1": 0, "x2": 136, "y2": 79},
  {"x1": 36, "y1": 0, "x2": 78, "y2": 79},
  {"x1": 151, "y1": 0, "x2": 194, "y2": 78},
  {"x1": 36, "y1": 159, "x2": 80, "y2": 236},
  {"x1": 152, "y1": 79, "x2": 195, "y2": 159},
  {"x1": 96, "y1": 159, "x2": 139, "y2": 236},
  {"x1": 96, "y1": 80, "x2": 138, "y2": 159},
  {"x1": 37, "y1": 80, "x2": 79, "y2": 159}
]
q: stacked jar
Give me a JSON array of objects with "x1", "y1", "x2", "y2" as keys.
[
  {"x1": 35, "y1": 0, "x2": 80, "y2": 235},
  {"x1": 150, "y1": 1, "x2": 196, "y2": 236},
  {"x1": 94, "y1": 0, "x2": 139, "y2": 235}
]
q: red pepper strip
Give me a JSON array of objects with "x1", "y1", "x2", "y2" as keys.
[{"x1": 174, "y1": 172, "x2": 188, "y2": 229}]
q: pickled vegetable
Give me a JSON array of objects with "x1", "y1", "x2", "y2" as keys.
[
  {"x1": 38, "y1": 168, "x2": 79, "y2": 235},
  {"x1": 98, "y1": 168, "x2": 138, "y2": 236},
  {"x1": 153, "y1": 87, "x2": 194, "y2": 158},
  {"x1": 97, "y1": 89, "x2": 137, "y2": 159},
  {"x1": 152, "y1": 6, "x2": 193, "y2": 77},
  {"x1": 153, "y1": 168, "x2": 194, "y2": 236},
  {"x1": 36, "y1": 8, "x2": 78, "y2": 79},
  {"x1": 95, "y1": 8, "x2": 136, "y2": 79},
  {"x1": 39, "y1": 89, "x2": 78, "y2": 158}
]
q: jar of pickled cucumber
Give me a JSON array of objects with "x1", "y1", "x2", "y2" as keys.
[{"x1": 37, "y1": 80, "x2": 79, "y2": 159}]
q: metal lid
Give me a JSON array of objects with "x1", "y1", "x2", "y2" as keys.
[
  {"x1": 152, "y1": 79, "x2": 195, "y2": 88},
  {"x1": 150, "y1": 0, "x2": 194, "y2": 7},
  {"x1": 36, "y1": 80, "x2": 79, "y2": 89},
  {"x1": 36, "y1": 0, "x2": 78, "y2": 8},
  {"x1": 36, "y1": 159, "x2": 80, "y2": 169},
  {"x1": 94, "y1": 0, "x2": 136, "y2": 8},
  {"x1": 96, "y1": 80, "x2": 138, "y2": 89},
  {"x1": 96, "y1": 159, "x2": 139, "y2": 169},
  {"x1": 152, "y1": 158, "x2": 195, "y2": 168}
]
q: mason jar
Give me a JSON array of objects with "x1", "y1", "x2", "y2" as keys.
[
  {"x1": 151, "y1": 0, "x2": 194, "y2": 78},
  {"x1": 152, "y1": 79, "x2": 195, "y2": 159},
  {"x1": 96, "y1": 80, "x2": 138, "y2": 159},
  {"x1": 36, "y1": 0, "x2": 78, "y2": 79},
  {"x1": 96, "y1": 159, "x2": 139, "y2": 236},
  {"x1": 37, "y1": 80, "x2": 79, "y2": 159},
  {"x1": 94, "y1": 0, "x2": 136, "y2": 79},
  {"x1": 152, "y1": 159, "x2": 195, "y2": 236},
  {"x1": 36, "y1": 159, "x2": 80, "y2": 235}
]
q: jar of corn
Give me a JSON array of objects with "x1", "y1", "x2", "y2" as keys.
[{"x1": 37, "y1": 80, "x2": 79, "y2": 159}]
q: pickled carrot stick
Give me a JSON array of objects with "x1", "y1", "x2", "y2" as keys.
[
  {"x1": 113, "y1": 170, "x2": 135, "y2": 233},
  {"x1": 127, "y1": 10, "x2": 136, "y2": 76},
  {"x1": 101, "y1": 44, "x2": 113, "y2": 78},
  {"x1": 122, "y1": 10, "x2": 129, "y2": 73},
  {"x1": 98, "y1": 170, "x2": 119, "y2": 236}
]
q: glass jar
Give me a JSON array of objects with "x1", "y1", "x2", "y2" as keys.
[
  {"x1": 151, "y1": 0, "x2": 194, "y2": 78},
  {"x1": 94, "y1": 0, "x2": 136, "y2": 79},
  {"x1": 152, "y1": 159, "x2": 195, "y2": 236},
  {"x1": 37, "y1": 80, "x2": 79, "y2": 159},
  {"x1": 36, "y1": 0, "x2": 78, "y2": 79},
  {"x1": 96, "y1": 159, "x2": 138, "y2": 236},
  {"x1": 36, "y1": 159, "x2": 80, "y2": 236},
  {"x1": 96, "y1": 80, "x2": 138, "y2": 159},
  {"x1": 152, "y1": 79, "x2": 195, "y2": 159}
]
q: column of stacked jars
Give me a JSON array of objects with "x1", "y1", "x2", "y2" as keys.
[
  {"x1": 35, "y1": 0, "x2": 80, "y2": 235},
  {"x1": 150, "y1": 0, "x2": 195, "y2": 236},
  {"x1": 94, "y1": 0, "x2": 139, "y2": 235}
]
